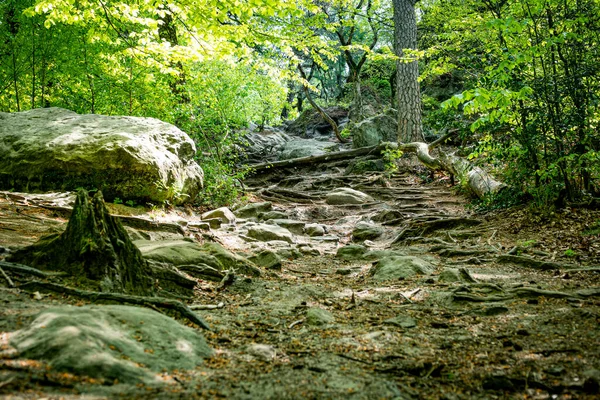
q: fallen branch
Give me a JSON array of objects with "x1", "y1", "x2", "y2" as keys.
[
  {"x1": 17, "y1": 281, "x2": 211, "y2": 330},
  {"x1": 247, "y1": 143, "x2": 392, "y2": 174}
]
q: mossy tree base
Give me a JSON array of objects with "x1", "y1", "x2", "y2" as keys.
[{"x1": 8, "y1": 190, "x2": 153, "y2": 296}]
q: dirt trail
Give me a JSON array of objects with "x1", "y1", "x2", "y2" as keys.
[{"x1": 1, "y1": 161, "x2": 599, "y2": 399}]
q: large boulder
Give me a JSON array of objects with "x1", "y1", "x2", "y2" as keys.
[
  {"x1": 10, "y1": 305, "x2": 212, "y2": 384},
  {"x1": 0, "y1": 108, "x2": 203, "y2": 204},
  {"x1": 350, "y1": 111, "x2": 397, "y2": 149}
]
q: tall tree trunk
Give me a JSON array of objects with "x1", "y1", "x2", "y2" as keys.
[{"x1": 392, "y1": 0, "x2": 424, "y2": 143}]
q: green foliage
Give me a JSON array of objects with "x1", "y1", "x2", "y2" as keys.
[
  {"x1": 382, "y1": 147, "x2": 403, "y2": 175},
  {"x1": 422, "y1": 0, "x2": 600, "y2": 207},
  {"x1": 563, "y1": 249, "x2": 577, "y2": 258},
  {"x1": 582, "y1": 221, "x2": 600, "y2": 236}
]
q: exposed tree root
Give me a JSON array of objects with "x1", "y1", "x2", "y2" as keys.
[
  {"x1": 0, "y1": 265, "x2": 14, "y2": 287},
  {"x1": 453, "y1": 286, "x2": 600, "y2": 302},
  {"x1": 393, "y1": 217, "x2": 482, "y2": 244},
  {"x1": 0, "y1": 261, "x2": 64, "y2": 279},
  {"x1": 497, "y1": 254, "x2": 574, "y2": 271},
  {"x1": 17, "y1": 281, "x2": 211, "y2": 330}
]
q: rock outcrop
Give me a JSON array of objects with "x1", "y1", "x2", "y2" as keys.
[
  {"x1": 349, "y1": 111, "x2": 397, "y2": 148},
  {"x1": 0, "y1": 108, "x2": 203, "y2": 204}
]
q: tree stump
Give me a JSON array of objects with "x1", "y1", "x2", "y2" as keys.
[{"x1": 8, "y1": 189, "x2": 153, "y2": 296}]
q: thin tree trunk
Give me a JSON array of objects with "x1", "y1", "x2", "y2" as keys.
[{"x1": 392, "y1": 0, "x2": 423, "y2": 143}]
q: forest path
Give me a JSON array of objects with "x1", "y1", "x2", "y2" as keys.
[{"x1": 0, "y1": 159, "x2": 599, "y2": 399}]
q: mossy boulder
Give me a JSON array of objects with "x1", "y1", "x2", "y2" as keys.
[
  {"x1": 10, "y1": 305, "x2": 212, "y2": 384},
  {"x1": 370, "y1": 256, "x2": 434, "y2": 281},
  {"x1": 0, "y1": 108, "x2": 203, "y2": 204},
  {"x1": 134, "y1": 239, "x2": 261, "y2": 276}
]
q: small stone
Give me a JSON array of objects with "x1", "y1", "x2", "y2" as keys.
[
  {"x1": 370, "y1": 256, "x2": 434, "y2": 281},
  {"x1": 304, "y1": 223, "x2": 325, "y2": 237},
  {"x1": 326, "y1": 188, "x2": 374, "y2": 205},
  {"x1": 384, "y1": 315, "x2": 417, "y2": 329},
  {"x1": 335, "y1": 268, "x2": 355, "y2": 276},
  {"x1": 247, "y1": 344, "x2": 277, "y2": 362},
  {"x1": 259, "y1": 211, "x2": 288, "y2": 221},
  {"x1": 335, "y1": 245, "x2": 367, "y2": 261},
  {"x1": 202, "y1": 218, "x2": 222, "y2": 229},
  {"x1": 201, "y1": 207, "x2": 236, "y2": 225},
  {"x1": 306, "y1": 308, "x2": 335, "y2": 326},
  {"x1": 352, "y1": 222, "x2": 384, "y2": 241},
  {"x1": 234, "y1": 202, "x2": 272, "y2": 219},
  {"x1": 248, "y1": 250, "x2": 282, "y2": 270},
  {"x1": 268, "y1": 219, "x2": 305, "y2": 235}
]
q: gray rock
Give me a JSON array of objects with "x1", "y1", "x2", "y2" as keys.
[
  {"x1": 267, "y1": 219, "x2": 305, "y2": 235},
  {"x1": 248, "y1": 249, "x2": 282, "y2": 270},
  {"x1": 135, "y1": 240, "x2": 261, "y2": 276},
  {"x1": 202, "y1": 218, "x2": 222, "y2": 229},
  {"x1": 0, "y1": 108, "x2": 202, "y2": 204},
  {"x1": 370, "y1": 256, "x2": 434, "y2": 281},
  {"x1": 350, "y1": 112, "x2": 397, "y2": 149},
  {"x1": 276, "y1": 247, "x2": 303, "y2": 260},
  {"x1": 438, "y1": 268, "x2": 462, "y2": 283},
  {"x1": 326, "y1": 187, "x2": 374, "y2": 205},
  {"x1": 234, "y1": 202, "x2": 272, "y2": 219},
  {"x1": 306, "y1": 308, "x2": 335, "y2": 326},
  {"x1": 201, "y1": 207, "x2": 236, "y2": 225},
  {"x1": 246, "y1": 224, "x2": 294, "y2": 243},
  {"x1": 304, "y1": 223, "x2": 326, "y2": 237},
  {"x1": 188, "y1": 221, "x2": 211, "y2": 231},
  {"x1": 241, "y1": 129, "x2": 290, "y2": 161},
  {"x1": 352, "y1": 222, "x2": 384, "y2": 241},
  {"x1": 246, "y1": 344, "x2": 277, "y2": 362},
  {"x1": 384, "y1": 315, "x2": 417, "y2": 329},
  {"x1": 259, "y1": 211, "x2": 288, "y2": 221},
  {"x1": 299, "y1": 245, "x2": 321, "y2": 256},
  {"x1": 279, "y1": 139, "x2": 339, "y2": 160},
  {"x1": 10, "y1": 305, "x2": 212, "y2": 384},
  {"x1": 335, "y1": 245, "x2": 368, "y2": 261}
]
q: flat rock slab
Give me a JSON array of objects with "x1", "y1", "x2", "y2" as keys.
[
  {"x1": 326, "y1": 188, "x2": 374, "y2": 205},
  {"x1": 10, "y1": 305, "x2": 212, "y2": 384},
  {"x1": 0, "y1": 108, "x2": 203, "y2": 204},
  {"x1": 234, "y1": 202, "x2": 272, "y2": 219},
  {"x1": 370, "y1": 256, "x2": 434, "y2": 281},
  {"x1": 246, "y1": 224, "x2": 295, "y2": 243},
  {"x1": 279, "y1": 139, "x2": 339, "y2": 160},
  {"x1": 135, "y1": 240, "x2": 261, "y2": 276},
  {"x1": 352, "y1": 222, "x2": 384, "y2": 241}
]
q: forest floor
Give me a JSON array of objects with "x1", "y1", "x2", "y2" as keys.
[{"x1": 0, "y1": 159, "x2": 599, "y2": 399}]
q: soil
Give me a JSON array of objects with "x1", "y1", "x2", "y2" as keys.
[{"x1": 0, "y1": 161, "x2": 599, "y2": 399}]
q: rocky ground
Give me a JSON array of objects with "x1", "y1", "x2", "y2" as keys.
[{"x1": 0, "y1": 152, "x2": 599, "y2": 399}]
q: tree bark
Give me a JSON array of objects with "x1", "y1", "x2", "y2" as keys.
[
  {"x1": 8, "y1": 190, "x2": 154, "y2": 296},
  {"x1": 392, "y1": 0, "x2": 424, "y2": 143}
]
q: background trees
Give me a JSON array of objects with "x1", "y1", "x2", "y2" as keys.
[{"x1": 1, "y1": 0, "x2": 598, "y2": 207}]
